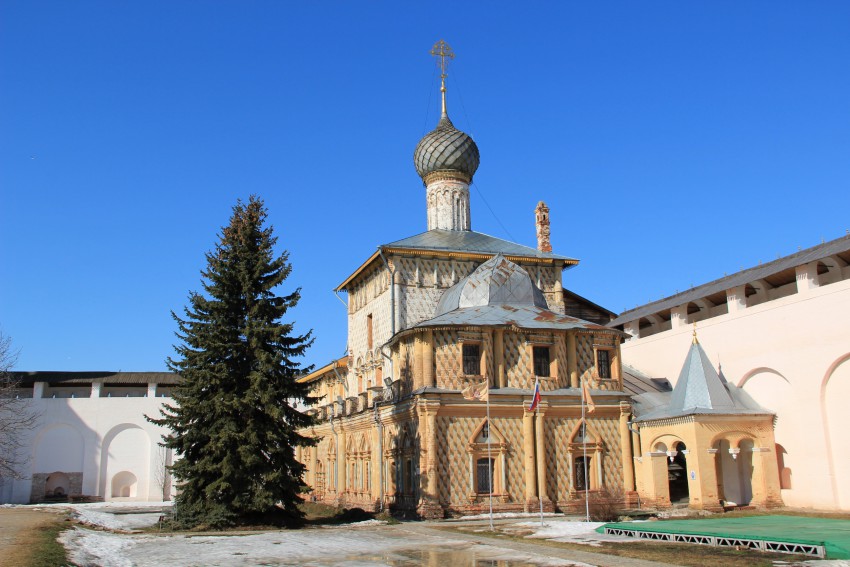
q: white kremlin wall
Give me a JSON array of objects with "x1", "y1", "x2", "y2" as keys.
[
  {"x1": 0, "y1": 377, "x2": 173, "y2": 504},
  {"x1": 618, "y1": 270, "x2": 850, "y2": 510}
]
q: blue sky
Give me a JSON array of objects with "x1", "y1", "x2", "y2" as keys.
[{"x1": 2, "y1": 2, "x2": 849, "y2": 371}]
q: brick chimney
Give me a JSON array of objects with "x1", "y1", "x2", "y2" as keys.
[{"x1": 535, "y1": 201, "x2": 552, "y2": 253}]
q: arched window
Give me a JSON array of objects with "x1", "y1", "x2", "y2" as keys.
[
  {"x1": 568, "y1": 419, "x2": 604, "y2": 493},
  {"x1": 476, "y1": 458, "x2": 495, "y2": 494},
  {"x1": 468, "y1": 420, "x2": 508, "y2": 497}
]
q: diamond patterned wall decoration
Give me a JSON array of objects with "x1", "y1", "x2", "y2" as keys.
[
  {"x1": 437, "y1": 413, "x2": 526, "y2": 507},
  {"x1": 546, "y1": 419, "x2": 572, "y2": 504},
  {"x1": 504, "y1": 332, "x2": 533, "y2": 389},
  {"x1": 554, "y1": 334, "x2": 568, "y2": 389},
  {"x1": 543, "y1": 416, "x2": 624, "y2": 506},
  {"x1": 437, "y1": 415, "x2": 472, "y2": 506},
  {"x1": 435, "y1": 330, "x2": 463, "y2": 390},
  {"x1": 577, "y1": 333, "x2": 594, "y2": 384},
  {"x1": 498, "y1": 416, "x2": 525, "y2": 500}
]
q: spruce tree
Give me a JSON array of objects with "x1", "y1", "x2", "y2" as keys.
[{"x1": 149, "y1": 196, "x2": 317, "y2": 528}]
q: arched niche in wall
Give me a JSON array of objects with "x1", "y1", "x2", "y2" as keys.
[
  {"x1": 45, "y1": 472, "x2": 71, "y2": 497},
  {"x1": 738, "y1": 368, "x2": 795, "y2": 500},
  {"x1": 111, "y1": 471, "x2": 138, "y2": 498},
  {"x1": 100, "y1": 424, "x2": 151, "y2": 501},
  {"x1": 823, "y1": 354, "x2": 850, "y2": 509}
]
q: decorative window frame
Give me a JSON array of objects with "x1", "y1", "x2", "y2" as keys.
[
  {"x1": 346, "y1": 434, "x2": 372, "y2": 496},
  {"x1": 459, "y1": 332, "x2": 486, "y2": 378},
  {"x1": 566, "y1": 419, "x2": 605, "y2": 495},
  {"x1": 591, "y1": 335, "x2": 618, "y2": 382},
  {"x1": 525, "y1": 334, "x2": 558, "y2": 380},
  {"x1": 466, "y1": 419, "x2": 509, "y2": 503},
  {"x1": 388, "y1": 426, "x2": 417, "y2": 498}
]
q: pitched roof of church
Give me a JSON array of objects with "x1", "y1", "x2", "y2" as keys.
[
  {"x1": 336, "y1": 229, "x2": 578, "y2": 292},
  {"x1": 385, "y1": 229, "x2": 576, "y2": 263},
  {"x1": 295, "y1": 356, "x2": 348, "y2": 384},
  {"x1": 633, "y1": 338, "x2": 772, "y2": 421}
]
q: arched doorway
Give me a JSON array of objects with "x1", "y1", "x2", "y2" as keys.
[
  {"x1": 667, "y1": 442, "x2": 689, "y2": 504},
  {"x1": 715, "y1": 438, "x2": 753, "y2": 506}
]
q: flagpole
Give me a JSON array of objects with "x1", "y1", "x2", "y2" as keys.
[
  {"x1": 581, "y1": 375, "x2": 590, "y2": 523},
  {"x1": 486, "y1": 378, "x2": 494, "y2": 531},
  {"x1": 536, "y1": 398, "x2": 543, "y2": 527}
]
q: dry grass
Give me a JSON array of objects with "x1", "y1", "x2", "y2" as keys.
[{"x1": 0, "y1": 508, "x2": 75, "y2": 567}]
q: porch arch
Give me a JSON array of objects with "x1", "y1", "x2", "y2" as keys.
[{"x1": 714, "y1": 437, "x2": 754, "y2": 506}]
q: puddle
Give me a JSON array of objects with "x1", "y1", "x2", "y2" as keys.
[{"x1": 290, "y1": 543, "x2": 578, "y2": 566}]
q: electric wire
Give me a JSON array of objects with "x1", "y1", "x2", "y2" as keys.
[
  {"x1": 449, "y1": 73, "x2": 476, "y2": 139},
  {"x1": 421, "y1": 62, "x2": 438, "y2": 136},
  {"x1": 471, "y1": 182, "x2": 517, "y2": 242},
  {"x1": 451, "y1": 74, "x2": 518, "y2": 242}
]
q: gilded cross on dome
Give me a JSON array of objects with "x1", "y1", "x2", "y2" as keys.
[{"x1": 430, "y1": 40, "x2": 455, "y2": 115}]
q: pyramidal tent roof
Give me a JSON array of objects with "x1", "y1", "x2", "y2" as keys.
[
  {"x1": 634, "y1": 338, "x2": 772, "y2": 422},
  {"x1": 669, "y1": 339, "x2": 735, "y2": 412}
]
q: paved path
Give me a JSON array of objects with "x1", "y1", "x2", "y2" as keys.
[
  {"x1": 0, "y1": 507, "x2": 64, "y2": 567},
  {"x1": 394, "y1": 521, "x2": 680, "y2": 567}
]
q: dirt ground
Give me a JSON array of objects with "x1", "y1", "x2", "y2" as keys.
[{"x1": 0, "y1": 507, "x2": 66, "y2": 567}]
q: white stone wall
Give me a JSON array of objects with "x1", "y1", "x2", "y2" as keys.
[
  {"x1": 0, "y1": 388, "x2": 173, "y2": 504},
  {"x1": 347, "y1": 266, "x2": 393, "y2": 395},
  {"x1": 620, "y1": 276, "x2": 850, "y2": 510}
]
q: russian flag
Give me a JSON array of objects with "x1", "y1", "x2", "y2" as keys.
[{"x1": 527, "y1": 377, "x2": 541, "y2": 412}]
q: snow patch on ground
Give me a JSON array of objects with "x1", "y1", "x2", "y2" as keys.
[
  {"x1": 60, "y1": 522, "x2": 588, "y2": 566},
  {"x1": 10, "y1": 500, "x2": 171, "y2": 531},
  {"x1": 61, "y1": 527, "x2": 135, "y2": 567},
  {"x1": 73, "y1": 508, "x2": 164, "y2": 531},
  {"x1": 455, "y1": 511, "x2": 559, "y2": 521},
  {"x1": 325, "y1": 519, "x2": 388, "y2": 528},
  {"x1": 505, "y1": 519, "x2": 638, "y2": 546}
]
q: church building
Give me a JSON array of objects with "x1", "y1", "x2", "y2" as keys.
[{"x1": 294, "y1": 42, "x2": 785, "y2": 517}]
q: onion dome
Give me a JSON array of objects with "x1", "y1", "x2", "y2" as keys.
[
  {"x1": 413, "y1": 113, "x2": 480, "y2": 183},
  {"x1": 435, "y1": 254, "x2": 548, "y2": 317}
]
